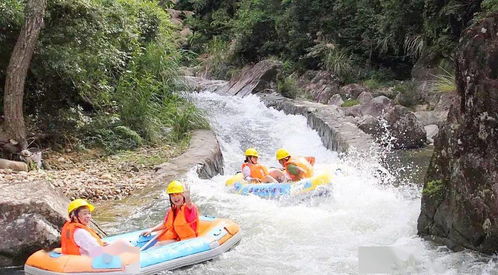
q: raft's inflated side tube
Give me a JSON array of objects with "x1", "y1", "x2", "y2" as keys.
[
  {"x1": 225, "y1": 173, "x2": 244, "y2": 186},
  {"x1": 226, "y1": 172, "x2": 333, "y2": 198},
  {"x1": 24, "y1": 216, "x2": 241, "y2": 275}
]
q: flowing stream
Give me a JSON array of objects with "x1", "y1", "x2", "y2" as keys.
[
  {"x1": 165, "y1": 92, "x2": 495, "y2": 274},
  {"x1": 5, "y1": 91, "x2": 497, "y2": 275}
]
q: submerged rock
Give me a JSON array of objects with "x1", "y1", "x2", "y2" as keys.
[{"x1": 418, "y1": 13, "x2": 498, "y2": 253}]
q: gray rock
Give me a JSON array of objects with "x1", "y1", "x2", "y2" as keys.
[
  {"x1": 339, "y1": 84, "x2": 370, "y2": 99},
  {"x1": 357, "y1": 115, "x2": 380, "y2": 136},
  {"x1": 259, "y1": 93, "x2": 375, "y2": 153},
  {"x1": 328, "y1": 94, "x2": 344, "y2": 106},
  {"x1": 411, "y1": 53, "x2": 441, "y2": 82},
  {"x1": 414, "y1": 111, "x2": 449, "y2": 127},
  {"x1": 222, "y1": 60, "x2": 282, "y2": 97},
  {"x1": 356, "y1": 106, "x2": 427, "y2": 149},
  {"x1": 424, "y1": 124, "x2": 439, "y2": 144},
  {"x1": 418, "y1": 13, "x2": 498, "y2": 254},
  {"x1": 342, "y1": 105, "x2": 363, "y2": 117},
  {"x1": 297, "y1": 70, "x2": 341, "y2": 102},
  {"x1": 434, "y1": 92, "x2": 459, "y2": 112},
  {"x1": 155, "y1": 130, "x2": 224, "y2": 180},
  {"x1": 357, "y1": 91, "x2": 373, "y2": 104},
  {"x1": 383, "y1": 105, "x2": 427, "y2": 149},
  {"x1": 359, "y1": 96, "x2": 395, "y2": 117},
  {"x1": 0, "y1": 181, "x2": 68, "y2": 267}
]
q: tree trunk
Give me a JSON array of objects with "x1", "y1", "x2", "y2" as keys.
[{"x1": 3, "y1": 0, "x2": 47, "y2": 150}]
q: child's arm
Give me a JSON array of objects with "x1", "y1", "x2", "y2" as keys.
[
  {"x1": 141, "y1": 222, "x2": 166, "y2": 236},
  {"x1": 184, "y1": 183, "x2": 195, "y2": 207}
]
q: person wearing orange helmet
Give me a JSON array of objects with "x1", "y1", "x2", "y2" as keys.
[
  {"x1": 241, "y1": 148, "x2": 277, "y2": 183},
  {"x1": 272, "y1": 148, "x2": 315, "y2": 182},
  {"x1": 141, "y1": 180, "x2": 199, "y2": 245}
]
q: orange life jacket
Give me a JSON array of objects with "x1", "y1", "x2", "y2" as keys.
[
  {"x1": 241, "y1": 163, "x2": 269, "y2": 180},
  {"x1": 61, "y1": 221, "x2": 104, "y2": 255},
  {"x1": 158, "y1": 204, "x2": 199, "y2": 241},
  {"x1": 284, "y1": 156, "x2": 314, "y2": 181}
]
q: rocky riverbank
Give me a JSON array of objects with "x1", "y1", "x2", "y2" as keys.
[
  {"x1": 417, "y1": 12, "x2": 498, "y2": 254},
  {"x1": 188, "y1": 59, "x2": 450, "y2": 154},
  {"x1": 0, "y1": 129, "x2": 224, "y2": 267},
  {"x1": 0, "y1": 144, "x2": 184, "y2": 201}
]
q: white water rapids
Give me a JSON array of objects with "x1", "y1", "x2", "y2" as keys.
[
  {"x1": 9, "y1": 91, "x2": 496, "y2": 275},
  {"x1": 172, "y1": 91, "x2": 495, "y2": 274}
]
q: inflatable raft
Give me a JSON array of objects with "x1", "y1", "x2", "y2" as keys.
[
  {"x1": 25, "y1": 216, "x2": 241, "y2": 275},
  {"x1": 225, "y1": 172, "x2": 333, "y2": 199}
]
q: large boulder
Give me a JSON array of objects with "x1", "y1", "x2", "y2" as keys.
[
  {"x1": 433, "y1": 91, "x2": 459, "y2": 112},
  {"x1": 328, "y1": 94, "x2": 344, "y2": 106},
  {"x1": 339, "y1": 84, "x2": 371, "y2": 100},
  {"x1": 357, "y1": 91, "x2": 373, "y2": 104},
  {"x1": 414, "y1": 110, "x2": 448, "y2": 127},
  {"x1": 345, "y1": 96, "x2": 426, "y2": 149},
  {"x1": 222, "y1": 59, "x2": 282, "y2": 97},
  {"x1": 358, "y1": 96, "x2": 395, "y2": 117},
  {"x1": 417, "y1": 13, "x2": 498, "y2": 253},
  {"x1": 383, "y1": 105, "x2": 427, "y2": 149},
  {"x1": 0, "y1": 181, "x2": 68, "y2": 266},
  {"x1": 297, "y1": 70, "x2": 341, "y2": 103},
  {"x1": 357, "y1": 106, "x2": 427, "y2": 149}
]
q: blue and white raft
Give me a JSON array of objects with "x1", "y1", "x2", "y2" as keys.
[
  {"x1": 225, "y1": 172, "x2": 333, "y2": 199},
  {"x1": 25, "y1": 216, "x2": 241, "y2": 275}
]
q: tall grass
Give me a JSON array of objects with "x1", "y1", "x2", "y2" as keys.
[
  {"x1": 306, "y1": 41, "x2": 357, "y2": 82},
  {"x1": 432, "y1": 67, "x2": 456, "y2": 93},
  {"x1": 198, "y1": 36, "x2": 235, "y2": 80},
  {"x1": 404, "y1": 35, "x2": 425, "y2": 58}
]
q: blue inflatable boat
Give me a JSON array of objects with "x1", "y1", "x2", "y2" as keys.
[{"x1": 25, "y1": 216, "x2": 241, "y2": 275}]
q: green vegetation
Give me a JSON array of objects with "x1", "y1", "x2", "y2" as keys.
[
  {"x1": 433, "y1": 68, "x2": 457, "y2": 93},
  {"x1": 341, "y1": 99, "x2": 360, "y2": 108},
  {"x1": 423, "y1": 179, "x2": 446, "y2": 198},
  {"x1": 277, "y1": 75, "x2": 299, "y2": 99},
  {"x1": 175, "y1": 0, "x2": 489, "y2": 83},
  {"x1": 1, "y1": 0, "x2": 207, "y2": 153},
  {"x1": 394, "y1": 81, "x2": 420, "y2": 107}
]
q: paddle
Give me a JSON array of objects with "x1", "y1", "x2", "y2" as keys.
[{"x1": 140, "y1": 228, "x2": 167, "y2": 251}]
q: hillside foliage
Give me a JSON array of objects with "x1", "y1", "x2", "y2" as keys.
[
  {"x1": 176, "y1": 0, "x2": 494, "y2": 81},
  {"x1": 0, "y1": 0, "x2": 207, "y2": 152}
]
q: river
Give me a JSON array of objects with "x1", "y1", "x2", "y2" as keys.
[{"x1": 5, "y1": 91, "x2": 497, "y2": 274}]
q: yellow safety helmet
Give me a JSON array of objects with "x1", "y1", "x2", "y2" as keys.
[
  {"x1": 245, "y1": 148, "x2": 259, "y2": 157},
  {"x1": 275, "y1": 148, "x2": 290, "y2": 160},
  {"x1": 67, "y1": 199, "x2": 94, "y2": 215},
  {"x1": 167, "y1": 180, "x2": 185, "y2": 194}
]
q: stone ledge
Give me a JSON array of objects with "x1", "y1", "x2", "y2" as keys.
[{"x1": 259, "y1": 93, "x2": 376, "y2": 153}]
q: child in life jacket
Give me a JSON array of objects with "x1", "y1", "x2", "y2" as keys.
[
  {"x1": 61, "y1": 199, "x2": 138, "y2": 258},
  {"x1": 270, "y1": 148, "x2": 315, "y2": 182},
  {"x1": 61, "y1": 199, "x2": 105, "y2": 256},
  {"x1": 242, "y1": 148, "x2": 277, "y2": 183},
  {"x1": 141, "y1": 181, "x2": 199, "y2": 244}
]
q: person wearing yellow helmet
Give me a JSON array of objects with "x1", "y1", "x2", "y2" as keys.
[
  {"x1": 61, "y1": 199, "x2": 105, "y2": 256},
  {"x1": 271, "y1": 148, "x2": 316, "y2": 182},
  {"x1": 242, "y1": 148, "x2": 277, "y2": 183},
  {"x1": 61, "y1": 199, "x2": 136, "y2": 257},
  {"x1": 141, "y1": 180, "x2": 199, "y2": 245}
]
